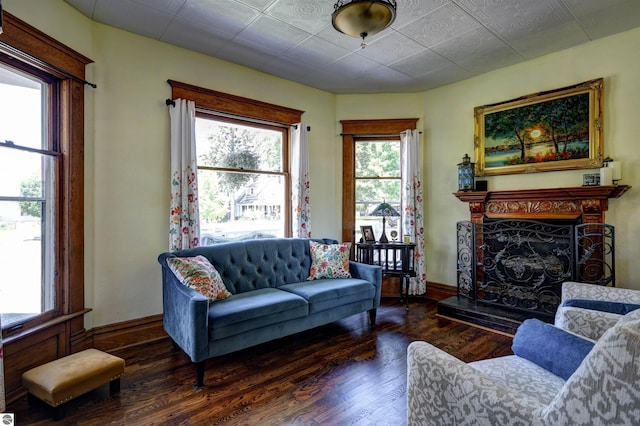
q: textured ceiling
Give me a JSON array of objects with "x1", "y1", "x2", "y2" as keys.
[{"x1": 64, "y1": 0, "x2": 640, "y2": 94}]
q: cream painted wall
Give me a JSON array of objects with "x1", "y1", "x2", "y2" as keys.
[
  {"x1": 5, "y1": 1, "x2": 640, "y2": 331},
  {"x1": 422, "y1": 27, "x2": 640, "y2": 291},
  {"x1": 6, "y1": 0, "x2": 338, "y2": 328}
]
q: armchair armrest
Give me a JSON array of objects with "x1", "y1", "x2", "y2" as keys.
[
  {"x1": 555, "y1": 282, "x2": 640, "y2": 340},
  {"x1": 158, "y1": 254, "x2": 210, "y2": 363},
  {"x1": 407, "y1": 341, "x2": 541, "y2": 426},
  {"x1": 560, "y1": 281, "x2": 640, "y2": 304}
]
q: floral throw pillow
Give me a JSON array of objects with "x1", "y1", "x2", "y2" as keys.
[
  {"x1": 307, "y1": 241, "x2": 352, "y2": 280},
  {"x1": 167, "y1": 255, "x2": 232, "y2": 301}
]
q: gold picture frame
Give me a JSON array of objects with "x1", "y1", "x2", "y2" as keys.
[{"x1": 474, "y1": 78, "x2": 604, "y2": 176}]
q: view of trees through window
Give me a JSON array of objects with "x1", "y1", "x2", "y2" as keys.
[
  {"x1": 195, "y1": 116, "x2": 287, "y2": 244},
  {"x1": 0, "y1": 64, "x2": 56, "y2": 328},
  {"x1": 355, "y1": 139, "x2": 402, "y2": 242}
]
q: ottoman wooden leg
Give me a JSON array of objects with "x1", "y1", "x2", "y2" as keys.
[
  {"x1": 27, "y1": 392, "x2": 39, "y2": 407},
  {"x1": 53, "y1": 404, "x2": 65, "y2": 421},
  {"x1": 110, "y1": 378, "x2": 121, "y2": 395}
]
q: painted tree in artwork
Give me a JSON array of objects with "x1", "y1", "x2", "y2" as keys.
[
  {"x1": 484, "y1": 105, "x2": 534, "y2": 163},
  {"x1": 539, "y1": 93, "x2": 589, "y2": 158}
]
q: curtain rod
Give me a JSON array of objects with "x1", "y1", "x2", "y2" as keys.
[
  {"x1": 0, "y1": 41, "x2": 96, "y2": 88},
  {"x1": 165, "y1": 98, "x2": 310, "y2": 132}
]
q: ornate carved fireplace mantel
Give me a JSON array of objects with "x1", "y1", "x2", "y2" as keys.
[
  {"x1": 454, "y1": 185, "x2": 631, "y2": 224},
  {"x1": 439, "y1": 185, "x2": 631, "y2": 334}
]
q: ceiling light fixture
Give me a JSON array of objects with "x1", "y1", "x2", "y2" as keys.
[{"x1": 332, "y1": 0, "x2": 397, "y2": 49}]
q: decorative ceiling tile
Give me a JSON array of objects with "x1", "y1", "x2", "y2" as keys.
[
  {"x1": 564, "y1": 0, "x2": 640, "y2": 39},
  {"x1": 131, "y1": 0, "x2": 187, "y2": 14},
  {"x1": 392, "y1": 0, "x2": 451, "y2": 29},
  {"x1": 358, "y1": 30, "x2": 431, "y2": 66},
  {"x1": 265, "y1": 0, "x2": 334, "y2": 34},
  {"x1": 399, "y1": 2, "x2": 481, "y2": 48},
  {"x1": 281, "y1": 36, "x2": 351, "y2": 66},
  {"x1": 176, "y1": 0, "x2": 260, "y2": 35},
  {"x1": 236, "y1": 0, "x2": 277, "y2": 12},
  {"x1": 456, "y1": 0, "x2": 561, "y2": 24},
  {"x1": 235, "y1": 15, "x2": 309, "y2": 55},
  {"x1": 430, "y1": 26, "x2": 521, "y2": 66},
  {"x1": 390, "y1": 49, "x2": 455, "y2": 78},
  {"x1": 93, "y1": 0, "x2": 176, "y2": 39},
  {"x1": 501, "y1": 20, "x2": 589, "y2": 59}
]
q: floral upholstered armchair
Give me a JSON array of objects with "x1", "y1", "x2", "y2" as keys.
[{"x1": 407, "y1": 282, "x2": 640, "y2": 426}]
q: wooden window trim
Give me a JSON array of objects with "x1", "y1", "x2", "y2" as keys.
[
  {"x1": 168, "y1": 80, "x2": 304, "y2": 125},
  {"x1": 340, "y1": 119, "x2": 419, "y2": 243},
  {"x1": 0, "y1": 11, "x2": 92, "y2": 403}
]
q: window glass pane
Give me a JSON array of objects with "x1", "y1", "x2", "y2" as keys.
[
  {"x1": 355, "y1": 140, "x2": 400, "y2": 178},
  {"x1": 196, "y1": 119, "x2": 282, "y2": 172},
  {"x1": 0, "y1": 64, "x2": 45, "y2": 149},
  {"x1": 355, "y1": 180, "x2": 401, "y2": 242},
  {"x1": 199, "y1": 170, "x2": 285, "y2": 244},
  {"x1": 0, "y1": 147, "x2": 46, "y2": 198},
  {"x1": 0, "y1": 197, "x2": 55, "y2": 328},
  {"x1": 0, "y1": 65, "x2": 55, "y2": 329}
]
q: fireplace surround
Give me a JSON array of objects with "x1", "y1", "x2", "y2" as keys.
[{"x1": 438, "y1": 185, "x2": 630, "y2": 334}]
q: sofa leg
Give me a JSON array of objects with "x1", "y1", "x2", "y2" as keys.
[
  {"x1": 369, "y1": 309, "x2": 377, "y2": 326},
  {"x1": 170, "y1": 338, "x2": 180, "y2": 351},
  {"x1": 194, "y1": 361, "x2": 205, "y2": 390}
]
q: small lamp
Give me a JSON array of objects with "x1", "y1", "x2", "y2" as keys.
[
  {"x1": 457, "y1": 153, "x2": 475, "y2": 192},
  {"x1": 371, "y1": 201, "x2": 400, "y2": 243}
]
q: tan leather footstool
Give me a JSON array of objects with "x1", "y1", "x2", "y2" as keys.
[{"x1": 22, "y1": 348, "x2": 125, "y2": 421}]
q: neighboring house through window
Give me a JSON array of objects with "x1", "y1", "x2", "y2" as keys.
[{"x1": 195, "y1": 115, "x2": 288, "y2": 244}]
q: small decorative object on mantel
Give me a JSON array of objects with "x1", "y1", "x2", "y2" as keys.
[
  {"x1": 583, "y1": 173, "x2": 600, "y2": 186},
  {"x1": 457, "y1": 153, "x2": 475, "y2": 192},
  {"x1": 601, "y1": 157, "x2": 622, "y2": 185}
]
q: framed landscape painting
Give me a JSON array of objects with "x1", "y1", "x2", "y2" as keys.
[{"x1": 474, "y1": 78, "x2": 604, "y2": 176}]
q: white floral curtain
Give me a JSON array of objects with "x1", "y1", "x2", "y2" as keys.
[
  {"x1": 291, "y1": 123, "x2": 311, "y2": 237},
  {"x1": 169, "y1": 98, "x2": 200, "y2": 251},
  {"x1": 401, "y1": 129, "x2": 427, "y2": 295}
]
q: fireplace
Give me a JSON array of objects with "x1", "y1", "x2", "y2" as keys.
[{"x1": 438, "y1": 185, "x2": 630, "y2": 334}]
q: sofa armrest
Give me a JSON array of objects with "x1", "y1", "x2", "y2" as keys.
[
  {"x1": 407, "y1": 341, "x2": 541, "y2": 426},
  {"x1": 159, "y1": 254, "x2": 210, "y2": 363},
  {"x1": 349, "y1": 261, "x2": 382, "y2": 307}
]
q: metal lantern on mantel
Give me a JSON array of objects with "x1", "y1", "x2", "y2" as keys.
[{"x1": 457, "y1": 153, "x2": 475, "y2": 192}]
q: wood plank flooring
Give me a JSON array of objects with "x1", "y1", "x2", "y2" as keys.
[{"x1": 9, "y1": 299, "x2": 514, "y2": 425}]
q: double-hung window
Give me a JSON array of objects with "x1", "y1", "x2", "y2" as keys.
[
  {"x1": 340, "y1": 119, "x2": 418, "y2": 244},
  {"x1": 0, "y1": 61, "x2": 58, "y2": 329},
  {"x1": 355, "y1": 137, "x2": 402, "y2": 242},
  {"x1": 195, "y1": 115, "x2": 289, "y2": 244},
  {"x1": 168, "y1": 81, "x2": 304, "y2": 244}
]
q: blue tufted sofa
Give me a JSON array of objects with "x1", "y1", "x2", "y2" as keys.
[{"x1": 158, "y1": 238, "x2": 382, "y2": 388}]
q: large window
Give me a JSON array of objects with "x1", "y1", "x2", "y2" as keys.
[
  {"x1": 0, "y1": 11, "x2": 90, "y2": 346},
  {"x1": 341, "y1": 119, "x2": 418, "y2": 244},
  {"x1": 168, "y1": 80, "x2": 304, "y2": 244},
  {"x1": 195, "y1": 115, "x2": 289, "y2": 243},
  {"x1": 355, "y1": 137, "x2": 402, "y2": 242},
  {"x1": 0, "y1": 61, "x2": 58, "y2": 329}
]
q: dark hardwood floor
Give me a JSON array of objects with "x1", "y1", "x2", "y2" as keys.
[{"x1": 9, "y1": 299, "x2": 513, "y2": 425}]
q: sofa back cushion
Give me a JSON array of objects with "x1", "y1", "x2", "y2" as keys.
[{"x1": 165, "y1": 238, "x2": 322, "y2": 294}]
